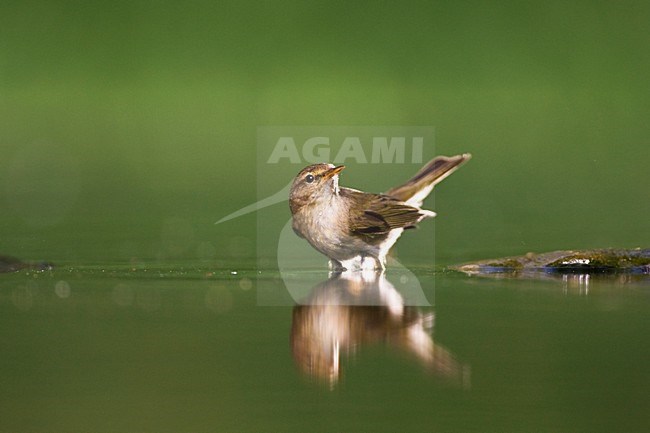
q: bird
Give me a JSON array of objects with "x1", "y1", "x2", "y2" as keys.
[{"x1": 289, "y1": 153, "x2": 471, "y2": 271}]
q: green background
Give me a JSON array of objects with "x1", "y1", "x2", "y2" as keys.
[
  {"x1": 2, "y1": 0, "x2": 648, "y2": 265},
  {"x1": 1, "y1": 3, "x2": 650, "y2": 433}
]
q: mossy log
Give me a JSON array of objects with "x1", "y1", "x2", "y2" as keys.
[{"x1": 452, "y1": 248, "x2": 650, "y2": 275}]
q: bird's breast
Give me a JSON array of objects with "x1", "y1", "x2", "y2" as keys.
[{"x1": 293, "y1": 197, "x2": 353, "y2": 257}]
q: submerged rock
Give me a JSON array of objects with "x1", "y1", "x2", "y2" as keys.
[
  {"x1": 0, "y1": 255, "x2": 54, "y2": 273},
  {"x1": 452, "y1": 248, "x2": 650, "y2": 276}
]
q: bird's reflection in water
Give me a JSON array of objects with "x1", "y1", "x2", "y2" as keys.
[{"x1": 290, "y1": 270, "x2": 470, "y2": 388}]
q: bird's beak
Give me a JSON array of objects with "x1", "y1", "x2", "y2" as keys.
[{"x1": 323, "y1": 165, "x2": 345, "y2": 179}]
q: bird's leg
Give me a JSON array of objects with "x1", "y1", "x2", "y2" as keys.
[
  {"x1": 328, "y1": 259, "x2": 346, "y2": 272},
  {"x1": 362, "y1": 255, "x2": 385, "y2": 271},
  {"x1": 359, "y1": 254, "x2": 370, "y2": 271},
  {"x1": 375, "y1": 255, "x2": 386, "y2": 271}
]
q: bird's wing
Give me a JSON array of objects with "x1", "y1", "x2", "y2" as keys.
[{"x1": 344, "y1": 190, "x2": 428, "y2": 235}]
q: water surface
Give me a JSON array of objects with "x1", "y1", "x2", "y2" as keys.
[{"x1": 1, "y1": 265, "x2": 648, "y2": 432}]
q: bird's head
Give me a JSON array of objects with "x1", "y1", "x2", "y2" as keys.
[{"x1": 289, "y1": 163, "x2": 345, "y2": 214}]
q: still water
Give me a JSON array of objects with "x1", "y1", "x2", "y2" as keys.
[{"x1": 1, "y1": 265, "x2": 648, "y2": 433}]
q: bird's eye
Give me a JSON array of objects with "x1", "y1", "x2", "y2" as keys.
[{"x1": 305, "y1": 174, "x2": 315, "y2": 183}]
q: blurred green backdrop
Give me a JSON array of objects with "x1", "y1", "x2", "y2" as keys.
[{"x1": 1, "y1": 0, "x2": 648, "y2": 266}]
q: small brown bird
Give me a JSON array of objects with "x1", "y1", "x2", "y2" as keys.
[{"x1": 289, "y1": 154, "x2": 471, "y2": 270}]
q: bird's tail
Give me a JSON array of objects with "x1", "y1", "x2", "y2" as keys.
[{"x1": 385, "y1": 154, "x2": 471, "y2": 207}]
